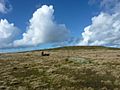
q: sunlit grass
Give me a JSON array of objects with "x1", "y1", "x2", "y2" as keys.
[{"x1": 0, "y1": 46, "x2": 120, "y2": 90}]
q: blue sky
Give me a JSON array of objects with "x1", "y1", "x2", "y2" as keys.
[
  {"x1": 0, "y1": 0, "x2": 99, "y2": 36},
  {"x1": 0, "y1": 0, "x2": 120, "y2": 52}
]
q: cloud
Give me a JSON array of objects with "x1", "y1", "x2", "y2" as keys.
[
  {"x1": 100, "y1": 0, "x2": 120, "y2": 13},
  {"x1": 14, "y1": 5, "x2": 70, "y2": 47},
  {"x1": 0, "y1": 5, "x2": 69, "y2": 49},
  {"x1": 0, "y1": 19, "x2": 19, "y2": 48},
  {"x1": 0, "y1": 0, "x2": 12, "y2": 14},
  {"x1": 79, "y1": 0, "x2": 120, "y2": 47},
  {"x1": 88, "y1": 0, "x2": 97, "y2": 5}
]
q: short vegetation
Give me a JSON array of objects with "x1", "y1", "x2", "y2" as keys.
[{"x1": 0, "y1": 46, "x2": 120, "y2": 90}]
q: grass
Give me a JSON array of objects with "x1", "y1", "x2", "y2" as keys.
[{"x1": 0, "y1": 46, "x2": 120, "y2": 90}]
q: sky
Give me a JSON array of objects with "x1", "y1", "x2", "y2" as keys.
[{"x1": 0, "y1": 0, "x2": 120, "y2": 52}]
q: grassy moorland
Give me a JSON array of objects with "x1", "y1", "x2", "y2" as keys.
[{"x1": 0, "y1": 46, "x2": 120, "y2": 90}]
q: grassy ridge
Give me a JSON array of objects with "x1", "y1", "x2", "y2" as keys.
[{"x1": 45, "y1": 46, "x2": 120, "y2": 51}]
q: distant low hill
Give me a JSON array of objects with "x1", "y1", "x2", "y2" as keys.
[{"x1": 38, "y1": 46, "x2": 120, "y2": 51}]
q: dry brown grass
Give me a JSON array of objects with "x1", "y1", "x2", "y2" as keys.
[{"x1": 0, "y1": 46, "x2": 120, "y2": 90}]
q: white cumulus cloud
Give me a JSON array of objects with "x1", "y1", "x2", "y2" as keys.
[
  {"x1": 14, "y1": 5, "x2": 70, "y2": 47},
  {"x1": 0, "y1": 19, "x2": 19, "y2": 48},
  {"x1": 0, "y1": 0, "x2": 12, "y2": 14},
  {"x1": 79, "y1": 0, "x2": 120, "y2": 47}
]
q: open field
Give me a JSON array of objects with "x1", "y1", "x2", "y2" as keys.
[{"x1": 0, "y1": 46, "x2": 120, "y2": 90}]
